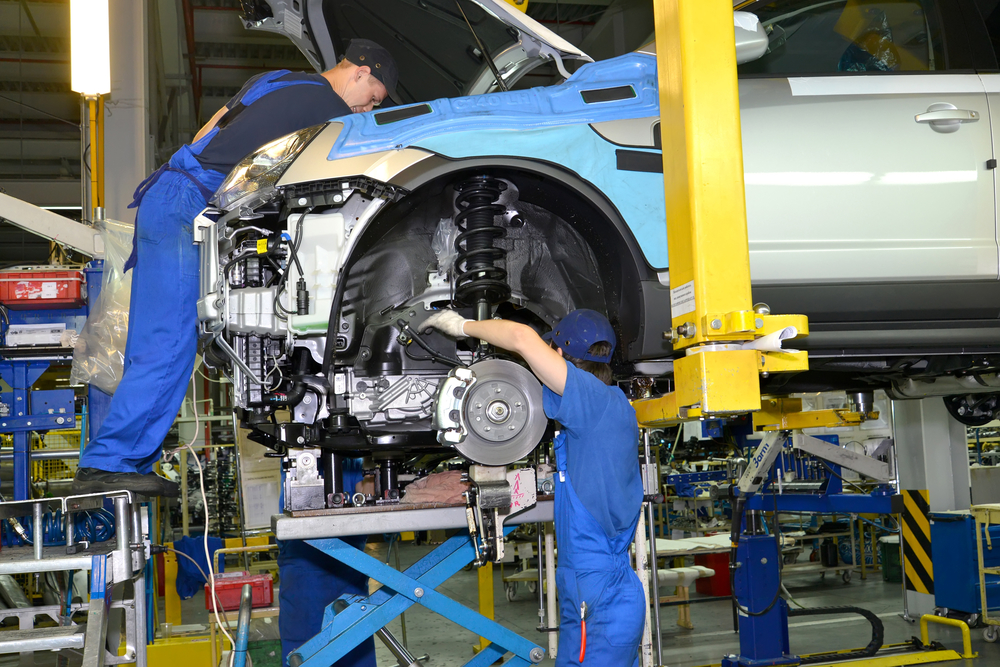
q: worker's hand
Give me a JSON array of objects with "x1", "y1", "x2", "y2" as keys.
[
  {"x1": 355, "y1": 475, "x2": 376, "y2": 495},
  {"x1": 422, "y1": 309, "x2": 471, "y2": 339}
]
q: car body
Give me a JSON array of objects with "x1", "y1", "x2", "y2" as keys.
[{"x1": 201, "y1": 0, "x2": 1000, "y2": 476}]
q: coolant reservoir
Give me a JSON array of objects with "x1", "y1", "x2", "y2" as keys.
[{"x1": 287, "y1": 210, "x2": 346, "y2": 333}]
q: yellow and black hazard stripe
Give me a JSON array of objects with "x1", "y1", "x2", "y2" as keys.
[{"x1": 901, "y1": 489, "x2": 934, "y2": 595}]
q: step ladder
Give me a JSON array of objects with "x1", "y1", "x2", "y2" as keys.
[{"x1": 0, "y1": 492, "x2": 150, "y2": 667}]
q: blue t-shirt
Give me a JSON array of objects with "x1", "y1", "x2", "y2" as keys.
[
  {"x1": 543, "y1": 361, "x2": 643, "y2": 539},
  {"x1": 194, "y1": 71, "x2": 351, "y2": 175}
]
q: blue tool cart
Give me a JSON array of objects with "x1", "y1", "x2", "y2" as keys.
[{"x1": 930, "y1": 510, "x2": 1000, "y2": 624}]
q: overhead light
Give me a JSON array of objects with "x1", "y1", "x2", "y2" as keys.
[{"x1": 70, "y1": 0, "x2": 111, "y2": 96}]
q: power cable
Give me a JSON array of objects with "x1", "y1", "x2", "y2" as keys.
[{"x1": 176, "y1": 376, "x2": 235, "y2": 657}]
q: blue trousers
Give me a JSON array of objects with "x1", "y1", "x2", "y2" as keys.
[
  {"x1": 79, "y1": 172, "x2": 206, "y2": 474},
  {"x1": 278, "y1": 538, "x2": 376, "y2": 667}
]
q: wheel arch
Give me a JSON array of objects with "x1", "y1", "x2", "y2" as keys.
[{"x1": 367, "y1": 154, "x2": 665, "y2": 363}]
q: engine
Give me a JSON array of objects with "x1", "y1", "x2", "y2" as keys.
[{"x1": 196, "y1": 175, "x2": 557, "y2": 511}]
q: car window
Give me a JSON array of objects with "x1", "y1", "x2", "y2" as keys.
[
  {"x1": 738, "y1": 0, "x2": 946, "y2": 75},
  {"x1": 976, "y1": 0, "x2": 1000, "y2": 66}
]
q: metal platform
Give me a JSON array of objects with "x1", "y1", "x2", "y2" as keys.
[
  {"x1": 0, "y1": 492, "x2": 150, "y2": 667},
  {"x1": 0, "y1": 626, "x2": 86, "y2": 654},
  {"x1": 272, "y1": 498, "x2": 554, "y2": 540},
  {"x1": 0, "y1": 543, "x2": 114, "y2": 576}
]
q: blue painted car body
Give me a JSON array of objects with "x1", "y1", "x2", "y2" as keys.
[{"x1": 324, "y1": 53, "x2": 670, "y2": 267}]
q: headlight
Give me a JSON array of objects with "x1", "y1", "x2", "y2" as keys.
[{"x1": 212, "y1": 124, "x2": 324, "y2": 211}]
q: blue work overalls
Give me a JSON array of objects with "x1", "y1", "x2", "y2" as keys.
[
  {"x1": 554, "y1": 431, "x2": 645, "y2": 666},
  {"x1": 278, "y1": 459, "x2": 375, "y2": 667},
  {"x1": 78, "y1": 139, "x2": 224, "y2": 475},
  {"x1": 80, "y1": 69, "x2": 320, "y2": 474},
  {"x1": 79, "y1": 69, "x2": 373, "y2": 667}
]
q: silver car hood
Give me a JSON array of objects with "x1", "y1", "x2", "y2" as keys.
[{"x1": 238, "y1": 0, "x2": 592, "y2": 103}]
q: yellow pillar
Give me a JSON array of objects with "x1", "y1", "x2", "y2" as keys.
[
  {"x1": 96, "y1": 94, "x2": 105, "y2": 208},
  {"x1": 88, "y1": 96, "x2": 100, "y2": 215},
  {"x1": 163, "y1": 543, "x2": 182, "y2": 625},
  {"x1": 655, "y1": 0, "x2": 754, "y2": 349},
  {"x1": 474, "y1": 562, "x2": 495, "y2": 652},
  {"x1": 634, "y1": 1, "x2": 808, "y2": 426}
]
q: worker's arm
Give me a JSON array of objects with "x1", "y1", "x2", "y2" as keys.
[
  {"x1": 192, "y1": 105, "x2": 229, "y2": 143},
  {"x1": 422, "y1": 311, "x2": 568, "y2": 395}
]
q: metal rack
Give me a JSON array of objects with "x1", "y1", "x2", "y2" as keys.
[
  {"x1": 972, "y1": 503, "x2": 1000, "y2": 642},
  {"x1": 0, "y1": 492, "x2": 150, "y2": 667}
]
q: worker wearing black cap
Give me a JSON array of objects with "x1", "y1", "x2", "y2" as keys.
[
  {"x1": 73, "y1": 37, "x2": 400, "y2": 667},
  {"x1": 74, "y1": 36, "x2": 400, "y2": 497}
]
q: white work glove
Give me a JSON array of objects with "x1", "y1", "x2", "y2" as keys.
[{"x1": 422, "y1": 309, "x2": 471, "y2": 339}]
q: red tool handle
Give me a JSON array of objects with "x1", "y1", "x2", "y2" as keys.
[{"x1": 579, "y1": 619, "x2": 587, "y2": 662}]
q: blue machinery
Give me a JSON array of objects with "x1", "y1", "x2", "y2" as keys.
[
  {"x1": 717, "y1": 431, "x2": 969, "y2": 667},
  {"x1": 0, "y1": 262, "x2": 112, "y2": 501},
  {"x1": 274, "y1": 501, "x2": 554, "y2": 666},
  {"x1": 0, "y1": 492, "x2": 150, "y2": 667}
]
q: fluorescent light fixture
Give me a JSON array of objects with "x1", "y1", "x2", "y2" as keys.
[
  {"x1": 70, "y1": 0, "x2": 111, "y2": 96},
  {"x1": 879, "y1": 171, "x2": 978, "y2": 185},
  {"x1": 744, "y1": 172, "x2": 873, "y2": 187}
]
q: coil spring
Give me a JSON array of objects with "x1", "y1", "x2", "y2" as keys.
[{"x1": 453, "y1": 176, "x2": 511, "y2": 306}]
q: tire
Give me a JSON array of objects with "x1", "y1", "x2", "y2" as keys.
[
  {"x1": 967, "y1": 613, "x2": 980, "y2": 628},
  {"x1": 527, "y1": 581, "x2": 537, "y2": 594},
  {"x1": 984, "y1": 626, "x2": 999, "y2": 643},
  {"x1": 505, "y1": 582, "x2": 517, "y2": 602},
  {"x1": 842, "y1": 570, "x2": 852, "y2": 584}
]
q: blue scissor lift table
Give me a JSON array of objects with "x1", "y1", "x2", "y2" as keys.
[{"x1": 272, "y1": 500, "x2": 554, "y2": 666}]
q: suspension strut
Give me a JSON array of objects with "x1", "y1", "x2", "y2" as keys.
[{"x1": 453, "y1": 176, "x2": 511, "y2": 321}]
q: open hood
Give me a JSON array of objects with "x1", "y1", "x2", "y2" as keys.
[{"x1": 239, "y1": 0, "x2": 592, "y2": 104}]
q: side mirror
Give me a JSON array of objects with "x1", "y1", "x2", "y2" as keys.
[{"x1": 734, "y1": 11, "x2": 768, "y2": 65}]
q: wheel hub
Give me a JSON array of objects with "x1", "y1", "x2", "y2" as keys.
[{"x1": 453, "y1": 359, "x2": 546, "y2": 465}]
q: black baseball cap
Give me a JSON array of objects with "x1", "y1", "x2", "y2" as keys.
[{"x1": 344, "y1": 38, "x2": 400, "y2": 104}]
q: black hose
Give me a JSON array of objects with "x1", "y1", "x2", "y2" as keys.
[
  {"x1": 788, "y1": 606, "x2": 884, "y2": 663},
  {"x1": 397, "y1": 319, "x2": 465, "y2": 368},
  {"x1": 265, "y1": 349, "x2": 310, "y2": 406},
  {"x1": 321, "y1": 262, "x2": 351, "y2": 378}
]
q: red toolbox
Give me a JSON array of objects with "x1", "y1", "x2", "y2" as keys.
[
  {"x1": 0, "y1": 267, "x2": 86, "y2": 310},
  {"x1": 694, "y1": 552, "x2": 732, "y2": 596},
  {"x1": 205, "y1": 572, "x2": 274, "y2": 611}
]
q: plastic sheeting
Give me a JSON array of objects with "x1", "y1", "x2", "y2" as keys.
[
  {"x1": 70, "y1": 218, "x2": 133, "y2": 394},
  {"x1": 431, "y1": 217, "x2": 459, "y2": 276}
]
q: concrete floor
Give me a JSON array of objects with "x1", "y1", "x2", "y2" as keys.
[
  {"x1": 3, "y1": 540, "x2": 993, "y2": 666},
  {"x1": 360, "y1": 543, "x2": 991, "y2": 666}
]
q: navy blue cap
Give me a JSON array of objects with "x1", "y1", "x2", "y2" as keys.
[
  {"x1": 542, "y1": 309, "x2": 616, "y2": 363},
  {"x1": 344, "y1": 38, "x2": 400, "y2": 104}
]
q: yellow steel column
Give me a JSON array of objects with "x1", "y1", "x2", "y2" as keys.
[
  {"x1": 474, "y1": 562, "x2": 495, "y2": 652},
  {"x1": 655, "y1": 0, "x2": 754, "y2": 349},
  {"x1": 87, "y1": 95, "x2": 101, "y2": 215},
  {"x1": 163, "y1": 544, "x2": 182, "y2": 625},
  {"x1": 634, "y1": 1, "x2": 808, "y2": 426},
  {"x1": 96, "y1": 94, "x2": 105, "y2": 208}
]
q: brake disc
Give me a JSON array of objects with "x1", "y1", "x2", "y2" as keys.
[{"x1": 452, "y1": 359, "x2": 546, "y2": 466}]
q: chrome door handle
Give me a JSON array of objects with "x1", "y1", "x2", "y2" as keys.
[
  {"x1": 915, "y1": 103, "x2": 980, "y2": 133},
  {"x1": 915, "y1": 109, "x2": 979, "y2": 122}
]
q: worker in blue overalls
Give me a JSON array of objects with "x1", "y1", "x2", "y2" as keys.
[
  {"x1": 423, "y1": 308, "x2": 645, "y2": 666},
  {"x1": 73, "y1": 39, "x2": 398, "y2": 496},
  {"x1": 73, "y1": 39, "x2": 399, "y2": 667}
]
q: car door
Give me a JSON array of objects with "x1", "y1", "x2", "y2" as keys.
[{"x1": 737, "y1": 0, "x2": 998, "y2": 323}]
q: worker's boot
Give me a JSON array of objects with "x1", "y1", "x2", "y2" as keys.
[{"x1": 72, "y1": 468, "x2": 180, "y2": 498}]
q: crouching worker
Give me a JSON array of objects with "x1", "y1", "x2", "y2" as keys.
[{"x1": 422, "y1": 308, "x2": 644, "y2": 667}]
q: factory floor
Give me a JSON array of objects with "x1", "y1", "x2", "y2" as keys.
[
  {"x1": 177, "y1": 541, "x2": 988, "y2": 666},
  {"x1": 2, "y1": 540, "x2": 991, "y2": 666},
  {"x1": 365, "y1": 542, "x2": 989, "y2": 666}
]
